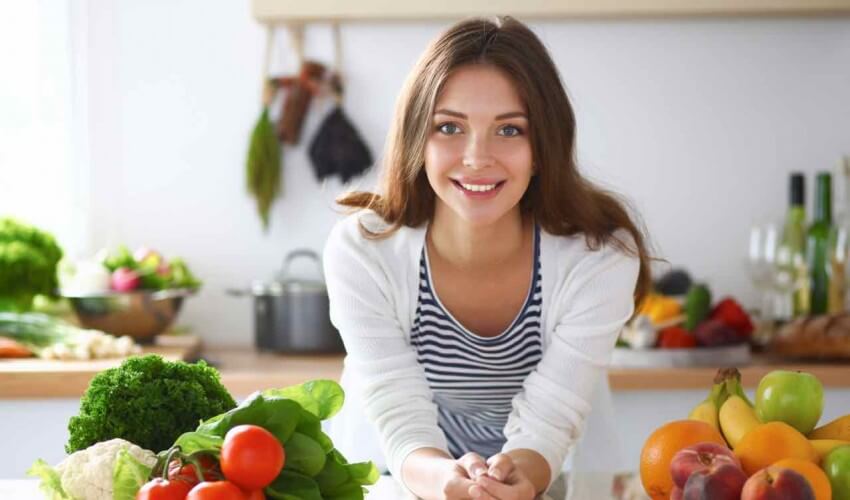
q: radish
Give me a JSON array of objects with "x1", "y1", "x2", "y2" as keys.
[{"x1": 111, "y1": 267, "x2": 141, "y2": 292}]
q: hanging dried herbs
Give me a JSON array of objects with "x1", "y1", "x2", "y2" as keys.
[{"x1": 246, "y1": 107, "x2": 281, "y2": 231}]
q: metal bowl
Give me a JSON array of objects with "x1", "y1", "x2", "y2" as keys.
[{"x1": 61, "y1": 288, "x2": 196, "y2": 343}]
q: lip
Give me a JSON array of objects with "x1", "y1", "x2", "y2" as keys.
[{"x1": 451, "y1": 177, "x2": 505, "y2": 185}]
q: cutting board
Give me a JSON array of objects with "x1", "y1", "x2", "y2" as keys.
[{"x1": 0, "y1": 335, "x2": 201, "y2": 398}]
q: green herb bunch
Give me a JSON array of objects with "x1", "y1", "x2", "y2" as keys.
[
  {"x1": 246, "y1": 107, "x2": 282, "y2": 231},
  {"x1": 66, "y1": 354, "x2": 237, "y2": 454},
  {"x1": 0, "y1": 218, "x2": 63, "y2": 311}
]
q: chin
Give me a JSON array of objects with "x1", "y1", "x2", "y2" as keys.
[{"x1": 449, "y1": 204, "x2": 518, "y2": 227}]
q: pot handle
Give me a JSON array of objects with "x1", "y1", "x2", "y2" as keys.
[{"x1": 278, "y1": 248, "x2": 324, "y2": 281}]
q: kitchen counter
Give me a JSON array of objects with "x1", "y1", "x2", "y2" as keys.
[
  {"x1": 0, "y1": 477, "x2": 416, "y2": 499},
  {"x1": 204, "y1": 348, "x2": 850, "y2": 395},
  {"x1": 1, "y1": 473, "x2": 645, "y2": 499},
  {"x1": 2, "y1": 341, "x2": 850, "y2": 398},
  {"x1": 0, "y1": 335, "x2": 202, "y2": 398}
]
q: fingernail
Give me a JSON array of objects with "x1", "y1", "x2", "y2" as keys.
[
  {"x1": 489, "y1": 469, "x2": 502, "y2": 481},
  {"x1": 469, "y1": 485, "x2": 482, "y2": 498}
]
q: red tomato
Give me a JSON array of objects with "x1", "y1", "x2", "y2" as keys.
[
  {"x1": 220, "y1": 425, "x2": 284, "y2": 490},
  {"x1": 244, "y1": 490, "x2": 265, "y2": 500},
  {"x1": 168, "y1": 455, "x2": 219, "y2": 486},
  {"x1": 657, "y1": 326, "x2": 697, "y2": 349},
  {"x1": 136, "y1": 477, "x2": 192, "y2": 500},
  {"x1": 187, "y1": 481, "x2": 247, "y2": 500}
]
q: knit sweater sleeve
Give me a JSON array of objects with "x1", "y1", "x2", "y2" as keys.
[
  {"x1": 323, "y1": 217, "x2": 448, "y2": 485},
  {"x1": 502, "y1": 230, "x2": 640, "y2": 488}
]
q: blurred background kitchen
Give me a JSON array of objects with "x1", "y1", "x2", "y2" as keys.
[{"x1": 1, "y1": 0, "x2": 850, "y2": 493}]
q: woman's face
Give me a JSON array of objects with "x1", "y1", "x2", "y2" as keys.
[{"x1": 424, "y1": 64, "x2": 533, "y2": 228}]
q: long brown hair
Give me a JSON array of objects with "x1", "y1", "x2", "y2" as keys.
[{"x1": 337, "y1": 16, "x2": 653, "y2": 307}]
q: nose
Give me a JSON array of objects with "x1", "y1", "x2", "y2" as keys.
[{"x1": 462, "y1": 133, "x2": 494, "y2": 170}]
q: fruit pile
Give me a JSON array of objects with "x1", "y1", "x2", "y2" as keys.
[
  {"x1": 620, "y1": 281, "x2": 753, "y2": 350},
  {"x1": 640, "y1": 368, "x2": 850, "y2": 499}
]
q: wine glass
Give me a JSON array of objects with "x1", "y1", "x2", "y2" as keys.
[
  {"x1": 746, "y1": 221, "x2": 794, "y2": 345},
  {"x1": 746, "y1": 222, "x2": 779, "y2": 313}
]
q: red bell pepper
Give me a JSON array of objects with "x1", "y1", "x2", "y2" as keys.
[{"x1": 710, "y1": 297, "x2": 754, "y2": 338}]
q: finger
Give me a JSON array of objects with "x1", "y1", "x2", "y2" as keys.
[
  {"x1": 485, "y1": 453, "x2": 515, "y2": 482},
  {"x1": 444, "y1": 476, "x2": 476, "y2": 499},
  {"x1": 468, "y1": 482, "x2": 499, "y2": 500},
  {"x1": 476, "y1": 475, "x2": 529, "y2": 500},
  {"x1": 457, "y1": 452, "x2": 489, "y2": 479}
]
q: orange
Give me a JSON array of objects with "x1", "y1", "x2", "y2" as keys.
[
  {"x1": 639, "y1": 419, "x2": 726, "y2": 500},
  {"x1": 735, "y1": 421, "x2": 819, "y2": 476},
  {"x1": 772, "y1": 458, "x2": 832, "y2": 500}
]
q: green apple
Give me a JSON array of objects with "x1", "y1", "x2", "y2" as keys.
[
  {"x1": 755, "y1": 370, "x2": 824, "y2": 434},
  {"x1": 823, "y1": 445, "x2": 850, "y2": 500}
]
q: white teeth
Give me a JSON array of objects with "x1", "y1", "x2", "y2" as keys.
[{"x1": 460, "y1": 183, "x2": 497, "y2": 192}]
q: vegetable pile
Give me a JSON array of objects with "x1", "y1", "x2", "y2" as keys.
[
  {"x1": 61, "y1": 246, "x2": 201, "y2": 295},
  {"x1": 30, "y1": 356, "x2": 378, "y2": 500},
  {"x1": 0, "y1": 217, "x2": 63, "y2": 311},
  {"x1": 0, "y1": 312, "x2": 141, "y2": 360}
]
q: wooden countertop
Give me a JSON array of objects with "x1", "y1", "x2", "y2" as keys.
[
  {"x1": 0, "y1": 335, "x2": 202, "y2": 398},
  {"x1": 2, "y1": 340, "x2": 850, "y2": 398},
  {"x1": 204, "y1": 348, "x2": 850, "y2": 395}
]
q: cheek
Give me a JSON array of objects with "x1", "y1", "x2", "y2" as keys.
[
  {"x1": 494, "y1": 140, "x2": 533, "y2": 176},
  {"x1": 424, "y1": 138, "x2": 463, "y2": 177}
]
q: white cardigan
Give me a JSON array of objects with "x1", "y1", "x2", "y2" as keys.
[{"x1": 322, "y1": 210, "x2": 640, "y2": 490}]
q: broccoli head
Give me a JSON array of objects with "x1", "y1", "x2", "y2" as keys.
[
  {"x1": 0, "y1": 218, "x2": 63, "y2": 311},
  {"x1": 66, "y1": 354, "x2": 237, "y2": 454}
]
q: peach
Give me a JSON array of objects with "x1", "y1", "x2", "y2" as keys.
[
  {"x1": 682, "y1": 463, "x2": 747, "y2": 500},
  {"x1": 670, "y1": 442, "x2": 741, "y2": 489},
  {"x1": 671, "y1": 486, "x2": 683, "y2": 500},
  {"x1": 740, "y1": 466, "x2": 815, "y2": 500}
]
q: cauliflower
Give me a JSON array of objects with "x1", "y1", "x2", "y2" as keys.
[{"x1": 54, "y1": 438, "x2": 156, "y2": 500}]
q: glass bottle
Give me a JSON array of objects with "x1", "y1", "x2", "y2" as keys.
[
  {"x1": 779, "y1": 173, "x2": 808, "y2": 317},
  {"x1": 807, "y1": 172, "x2": 841, "y2": 314}
]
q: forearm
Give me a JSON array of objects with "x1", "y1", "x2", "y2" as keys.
[
  {"x1": 401, "y1": 447, "x2": 461, "y2": 500},
  {"x1": 505, "y1": 448, "x2": 551, "y2": 495}
]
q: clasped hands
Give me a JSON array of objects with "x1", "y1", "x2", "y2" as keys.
[{"x1": 443, "y1": 452, "x2": 537, "y2": 500}]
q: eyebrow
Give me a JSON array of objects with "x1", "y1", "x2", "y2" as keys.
[{"x1": 434, "y1": 109, "x2": 527, "y2": 120}]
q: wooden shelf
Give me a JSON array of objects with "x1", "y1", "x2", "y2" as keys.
[{"x1": 252, "y1": 0, "x2": 850, "y2": 23}]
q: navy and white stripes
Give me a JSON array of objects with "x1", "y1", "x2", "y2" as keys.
[{"x1": 410, "y1": 225, "x2": 543, "y2": 459}]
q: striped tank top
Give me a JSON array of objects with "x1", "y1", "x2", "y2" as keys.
[{"x1": 409, "y1": 225, "x2": 544, "y2": 458}]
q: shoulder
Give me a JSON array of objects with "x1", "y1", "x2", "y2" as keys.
[
  {"x1": 542, "y1": 227, "x2": 640, "y2": 291},
  {"x1": 324, "y1": 209, "x2": 424, "y2": 272},
  {"x1": 544, "y1": 227, "x2": 638, "y2": 264}
]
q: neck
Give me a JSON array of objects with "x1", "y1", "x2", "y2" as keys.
[{"x1": 428, "y1": 204, "x2": 528, "y2": 271}]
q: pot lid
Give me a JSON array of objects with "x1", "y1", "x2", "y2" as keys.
[
  {"x1": 251, "y1": 277, "x2": 325, "y2": 296},
  {"x1": 266, "y1": 248, "x2": 328, "y2": 295}
]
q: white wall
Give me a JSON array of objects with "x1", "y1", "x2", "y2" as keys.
[{"x1": 80, "y1": 1, "x2": 850, "y2": 347}]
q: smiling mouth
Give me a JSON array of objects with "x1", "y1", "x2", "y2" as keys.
[{"x1": 451, "y1": 180, "x2": 506, "y2": 193}]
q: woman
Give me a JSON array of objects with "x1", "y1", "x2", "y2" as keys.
[{"x1": 323, "y1": 16, "x2": 652, "y2": 500}]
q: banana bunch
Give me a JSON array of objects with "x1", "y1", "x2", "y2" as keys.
[{"x1": 688, "y1": 368, "x2": 757, "y2": 447}]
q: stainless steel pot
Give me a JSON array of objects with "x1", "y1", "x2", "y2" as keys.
[{"x1": 228, "y1": 249, "x2": 343, "y2": 353}]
